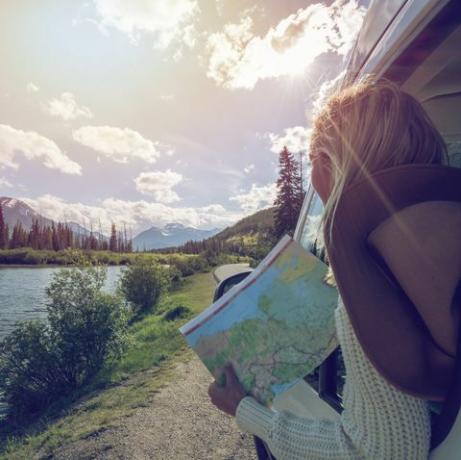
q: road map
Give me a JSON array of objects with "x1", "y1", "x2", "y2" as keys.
[{"x1": 180, "y1": 235, "x2": 338, "y2": 406}]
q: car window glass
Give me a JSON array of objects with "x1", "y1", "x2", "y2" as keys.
[
  {"x1": 299, "y1": 192, "x2": 327, "y2": 263},
  {"x1": 447, "y1": 141, "x2": 461, "y2": 168}
]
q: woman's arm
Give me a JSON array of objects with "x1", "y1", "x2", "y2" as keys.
[
  {"x1": 209, "y1": 362, "x2": 360, "y2": 460},
  {"x1": 236, "y1": 395, "x2": 360, "y2": 460}
]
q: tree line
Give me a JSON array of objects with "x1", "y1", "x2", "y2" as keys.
[
  {"x1": 0, "y1": 144, "x2": 304, "y2": 256},
  {"x1": 0, "y1": 207, "x2": 132, "y2": 252}
]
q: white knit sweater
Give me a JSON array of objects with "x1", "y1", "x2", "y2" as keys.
[{"x1": 236, "y1": 298, "x2": 432, "y2": 459}]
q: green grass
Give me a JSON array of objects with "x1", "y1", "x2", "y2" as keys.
[
  {"x1": 0, "y1": 272, "x2": 216, "y2": 459},
  {"x1": 0, "y1": 247, "x2": 203, "y2": 266}
]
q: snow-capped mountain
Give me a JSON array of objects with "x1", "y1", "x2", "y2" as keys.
[
  {"x1": 133, "y1": 223, "x2": 221, "y2": 250},
  {"x1": 0, "y1": 196, "x2": 54, "y2": 230},
  {"x1": 0, "y1": 197, "x2": 106, "y2": 238}
]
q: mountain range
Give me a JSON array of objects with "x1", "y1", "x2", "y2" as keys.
[
  {"x1": 132, "y1": 223, "x2": 220, "y2": 250},
  {"x1": 0, "y1": 197, "x2": 221, "y2": 250}
]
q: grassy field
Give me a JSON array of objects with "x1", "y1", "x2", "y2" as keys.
[{"x1": 0, "y1": 271, "x2": 216, "y2": 459}]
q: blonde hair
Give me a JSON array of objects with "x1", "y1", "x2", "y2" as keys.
[{"x1": 310, "y1": 77, "x2": 448, "y2": 245}]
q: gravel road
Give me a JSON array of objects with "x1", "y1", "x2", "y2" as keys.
[{"x1": 52, "y1": 355, "x2": 257, "y2": 460}]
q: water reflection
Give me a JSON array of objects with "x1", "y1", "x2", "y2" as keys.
[{"x1": 0, "y1": 265, "x2": 125, "y2": 340}]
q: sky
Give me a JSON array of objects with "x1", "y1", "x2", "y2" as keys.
[{"x1": 0, "y1": 0, "x2": 368, "y2": 235}]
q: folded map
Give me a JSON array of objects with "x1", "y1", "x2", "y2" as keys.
[{"x1": 179, "y1": 234, "x2": 339, "y2": 406}]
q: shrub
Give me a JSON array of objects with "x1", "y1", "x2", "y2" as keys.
[
  {"x1": 167, "y1": 265, "x2": 183, "y2": 289},
  {"x1": 119, "y1": 259, "x2": 170, "y2": 313},
  {"x1": 190, "y1": 255, "x2": 209, "y2": 272},
  {"x1": 163, "y1": 305, "x2": 191, "y2": 321},
  {"x1": 0, "y1": 266, "x2": 127, "y2": 420},
  {"x1": 170, "y1": 257, "x2": 195, "y2": 277}
]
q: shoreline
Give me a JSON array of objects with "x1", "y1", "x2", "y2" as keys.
[{"x1": 0, "y1": 263, "x2": 126, "y2": 268}]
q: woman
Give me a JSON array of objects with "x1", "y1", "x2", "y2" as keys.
[{"x1": 208, "y1": 78, "x2": 453, "y2": 459}]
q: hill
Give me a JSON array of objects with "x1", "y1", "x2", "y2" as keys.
[
  {"x1": 152, "y1": 207, "x2": 276, "y2": 262},
  {"x1": 133, "y1": 223, "x2": 220, "y2": 250},
  {"x1": 214, "y1": 206, "x2": 275, "y2": 242}
]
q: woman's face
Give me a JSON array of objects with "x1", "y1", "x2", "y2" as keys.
[{"x1": 310, "y1": 152, "x2": 333, "y2": 204}]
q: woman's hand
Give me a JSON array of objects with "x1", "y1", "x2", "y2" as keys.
[{"x1": 208, "y1": 364, "x2": 247, "y2": 416}]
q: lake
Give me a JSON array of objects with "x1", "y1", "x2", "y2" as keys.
[{"x1": 0, "y1": 265, "x2": 125, "y2": 340}]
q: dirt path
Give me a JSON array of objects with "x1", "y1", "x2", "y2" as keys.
[{"x1": 53, "y1": 356, "x2": 258, "y2": 460}]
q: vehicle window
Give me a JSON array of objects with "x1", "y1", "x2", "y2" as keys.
[
  {"x1": 447, "y1": 141, "x2": 461, "y2": 168},
  {"x1": 299, "y1": 192, "x2": 327, "y2": 263}
]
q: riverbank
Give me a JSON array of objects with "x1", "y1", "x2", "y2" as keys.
[
  {"x1": 0, "y1": 271, "x2": 221, "y2": 458},
  {"x1": 0, "y1": 248, "x2": 250, "y2": 270},
  {"x1": 0, "y1": 248, "x2": 170, "y2": 266}
]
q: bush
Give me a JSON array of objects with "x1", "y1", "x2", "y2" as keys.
[
  {"x1": 119, "y1": 259, "x2": 170, "y2": 313},
  {"x1": 163, "y1": 305, "x2": 191, "y2": 321},
  {"x1": 0, "y1": 266, "x2": 127, "y2": 420},
  {"x1": 170, "y1": 257, "x2": 195, "y2": 277},
  {"x1": 167, "y1": 265, "x2": 183, "y2": 289},
  {"x1": 249, "y1": 233, "x2": 278, "y2": 267}
]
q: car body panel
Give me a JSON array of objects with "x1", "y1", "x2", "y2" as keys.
[{"x1": 348, "y1": 0, "x2": 450, "y2": 81}]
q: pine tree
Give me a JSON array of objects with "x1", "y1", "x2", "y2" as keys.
[
  {"x1": 109, "y1": 224, "x2": 117, "y2": 252},
  {"x1": 0, "y1": 202, "x2": 7, "y2": 249},
  {"x1": 4, "y1": 223, "x2": 9, "y2": 249},
  {"x1": 28, "y1": 219, "x2": 41, "y2": 249},
  {"x1": 273, "y1": 146, "x2": 305, "y2": 238}
]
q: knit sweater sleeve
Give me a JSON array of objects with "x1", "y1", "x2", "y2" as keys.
[{"x1": 236, "y1": 396, "x2": 360, "y2": 460}]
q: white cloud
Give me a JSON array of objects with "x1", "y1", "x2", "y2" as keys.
[
  {"x1": 160, "y1": 94, "x2": 175, "y2": 102},
  {"x1": 73, "y1": 126, "x2": 172, "y2": 164},
  {"x1": 0, "y1": 124, "x2": 82, "y2": 175},
  {"x1": 44, "y1": 92, "x2": 94, "y2": 121},
  {"x1": 93, "y1": 0, "x2": 199, "y2": 50},
  {"x1": 243, "y1": 163, "x2": 255, "y2": 174},
  {"x1": 229, "y1": 183, "x2": 276, "y2": 213},
  {"x1": 0, "y1": 177, "x2": 13, "y2": 188},
  {"x1": 207, "y1": 0, "x2": 366, "y2": 89},
  {"x1": 26, "y1": 82, "x2": 40, "y2": 93},
  {"x1": 268, "y1": 126, "x2": 311, "y2": 154},
  {"x1": 215, "y1": 0, "x2": 225, "y2": 16},
  {"x1": 21, "y1": 194, "x2": 244, "y2": 234},
  {"x1": 182, "y1": 24, "x2": 198, "y2": 49},
  {"x1": 134, "y1": 170, "x2": 182, "y2": 203}
]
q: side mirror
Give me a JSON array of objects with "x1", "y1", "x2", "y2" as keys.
[{"x1": 213, "y1": 271, "x2": 253, "y2": 302}]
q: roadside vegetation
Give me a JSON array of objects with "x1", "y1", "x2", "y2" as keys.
[
  {"x1": 0, "y1": 262, "x2": 216, "y2": 459},
  {"x1": 0, "y1": 247, "x2": 248, "y2": 268},
  {"x1": 0, "y1": 266, "x2": 128, "y2": 422}
]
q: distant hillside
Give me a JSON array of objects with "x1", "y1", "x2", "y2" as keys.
[
  {"x1": 133, "y1": 223, "x2": 221, "y2": 250},
  {"x1": 153, "y1": 207, "x2": 276, "y2": 258},
  {"x1": 214, "y1": 207, "x2": 275, "y2": 242}
]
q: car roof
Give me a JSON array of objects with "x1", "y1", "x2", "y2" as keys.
[{"x1": 346, "y1": 0, "x2": 451, "y2": 82}]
